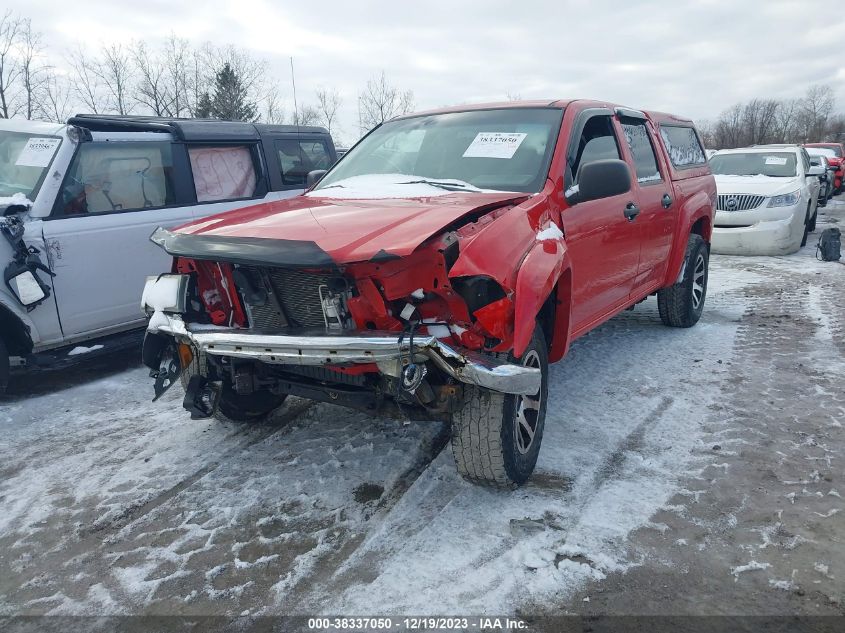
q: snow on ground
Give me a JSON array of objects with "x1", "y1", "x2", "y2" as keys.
[{"x1": 1, "y1": 200, "x2": 843, "y2": 617}]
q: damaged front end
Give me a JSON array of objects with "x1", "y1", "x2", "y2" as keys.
[{"x1": 141, "y1": 222, "x2": 540, "y2": 421}]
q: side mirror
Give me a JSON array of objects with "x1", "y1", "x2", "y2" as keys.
[
  {"x1": 567, "y1": 159, "x2": 632, "y2": 205},
  {"x1": 807, "y1": 165, "x2": 824, "y2": 177},
  {"x1": 306, "y1": 170, "x2": 328, "y2": 188}
]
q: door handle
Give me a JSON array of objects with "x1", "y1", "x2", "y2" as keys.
[
  {"x1": 623, "y1": 202, "x2": 641, "y2": 221},
  {"x1": 662, "y1": 193, "x2": 673, "y2": 209}
]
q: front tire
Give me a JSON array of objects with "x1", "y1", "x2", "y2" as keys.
[
  {"x1": 450, "y1": 326, "x2": 549, "y2": 488},
  {"x1": 657, "y1": 234, "x2": 708, "y2": 328},
  {"x1": 181, "y1": 348, "x2": 285, "y2": 423},
  {"x1": 808, "y1": 206, "x2": 817, "y2": 233}
]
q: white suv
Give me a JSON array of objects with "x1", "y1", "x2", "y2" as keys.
[{"x1": 709, "y1": 145, "x2": 823, "y2": 255}]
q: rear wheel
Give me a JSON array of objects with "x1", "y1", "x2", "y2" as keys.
[
  {"x1": 0, "y1": 337, "x2": 9, "y2": 395},
  {"x1": 181, "y1": 348, "x2": 286, "y2": 423},
  {"x1": 450, "y1": 326, "x2": 549, "y2": 488},
  {"x1": 808, "y1": 206, "x2": 817, "y2": 233},
  {"x1": 657, "y1": 234, "x2": 708, "y2": 328}
]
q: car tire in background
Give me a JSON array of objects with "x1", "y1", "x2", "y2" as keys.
[
  {"x1": 808, "y1": 208, "x2": 817, "y2": 233},
  {"x1": 180, "y1": 348, "x2": 286, "y2": 423},
  {"x1": 450, "y1": 325, "x2": 549, "y2": 489},
  {"x1": 0, "y1": 337, "x2": 9, "y2": 394},
  {"x1": 658, "y1": 234, "x2": 709, "y2": 328},
  {"x1": 800, "y1": 204, "x2": 811, "y2": 247}
]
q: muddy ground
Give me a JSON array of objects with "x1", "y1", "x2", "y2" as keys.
[{"x1": 1, "y1": 200, "x2": 843, "y2": 625}]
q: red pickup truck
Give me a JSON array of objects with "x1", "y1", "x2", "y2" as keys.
[{"x1": 141, "y1": 100, "x2": 716, "y2": 488}]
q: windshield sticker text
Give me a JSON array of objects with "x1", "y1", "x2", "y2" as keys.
[
  {"x1": 764, "y1": 156, "x2": 788, "y2": 166},
  {"x1": 16, "y1": 138, "x2": 61, "y2": 168},
  {"x1": 463, "y1": 132, "x2": 527, "y2": 159}
]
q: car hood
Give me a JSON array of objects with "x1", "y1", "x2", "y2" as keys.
[
  {"x1": 156, "y1": 190, "x2": 529, "y2": 268},
  {"x1": 713, "y1": 174, "x2": 803, "y2": 196}
]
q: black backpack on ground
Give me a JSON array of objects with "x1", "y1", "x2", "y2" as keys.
[{"x1": 816, "y1": 228, "x2": 841, "y2": 262}]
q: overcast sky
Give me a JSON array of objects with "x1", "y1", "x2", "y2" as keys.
[{"x1": 8, "y1": 0, "x2": 845, "y2": 144}]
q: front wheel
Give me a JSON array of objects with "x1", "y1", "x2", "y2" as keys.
[
  {"x1": 450, "y1": 326, "x2": 549, "y2": 488},
  {"x1": 181, "y1": 348, "x2": 286, "y2": 423},
  {"x1": 808, "y1": 206, "x2": 817, "y2": 233},
  {"x1": 657, "y1": 234, "x2": 709, "y2": 328}
]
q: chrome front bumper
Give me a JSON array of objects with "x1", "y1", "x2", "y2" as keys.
[{"x1": 149, "y1": 315, "x2": 541, "y2": 396}]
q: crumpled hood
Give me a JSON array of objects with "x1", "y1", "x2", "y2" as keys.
[
  {"x1": 164, "y1": 190, "x2": 528, "y2": 267},
  {"x1": 714, "y1": 174, "x2": 803, "y2": 197}
]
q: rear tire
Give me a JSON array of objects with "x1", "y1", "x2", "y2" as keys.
[
  {"x1": 450, "y1": 326, "x2": 549, "y2": 488},
  {"x1": 658, "y1": 234, "x2": 708, "y2": 328},
  {"x1": 808, "y1": 207, "x2": 817, "y2": 233},
  {"x1": 181, "y1": 348, "x2": 285, "y2": 423},
  {"x1": 0, "y1": 337, "x2": 9, "y2": 395}
]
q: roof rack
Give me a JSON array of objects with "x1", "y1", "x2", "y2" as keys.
[{"x1": 67, "y1": 114, "x2": 261, "y2": 142}]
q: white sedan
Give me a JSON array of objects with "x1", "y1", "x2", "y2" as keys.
[{"x1": 709, "y1": 146, "x2": 822, "y2": 255}]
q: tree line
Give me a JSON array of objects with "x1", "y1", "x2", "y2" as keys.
[
  {"x1": 0, "y1": 10, "x2": 416, "y2": 144},
  {"x1": 697, "y1": 84, "x2": 845, "y2": 149}
]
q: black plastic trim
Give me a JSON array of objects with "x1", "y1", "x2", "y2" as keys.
[{"x1": 150, "y1": 227, "x2": 337, "y2": 269}]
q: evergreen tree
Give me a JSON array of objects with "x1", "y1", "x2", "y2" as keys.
[
  {"x1": 209, "y1": 63, "x2": 257, "y2": 121},
  {"x1": 195, "y1": 92, "x2": 212, "y2": 118}
]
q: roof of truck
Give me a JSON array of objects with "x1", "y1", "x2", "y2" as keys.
[
  {"x1": 0, "y1": 118, "x2": 66, "y2": 135},
  {"x1": 66, "y1": 114, "x2": 330, "y2": 142}
]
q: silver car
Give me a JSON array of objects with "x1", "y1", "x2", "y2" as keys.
[{"x1": 0, "y1": 116, "x2": 336, "y2": 392}]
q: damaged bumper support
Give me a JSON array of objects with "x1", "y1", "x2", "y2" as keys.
[{"x1": 148, "y1": 314, "x2": 541, "y2": 397}]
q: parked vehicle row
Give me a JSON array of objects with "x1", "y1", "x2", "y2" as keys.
[
  {"x1": 0, "y1": 116, "x2": 336, "y2": 392},
  {"x1": 708, "y1": 144, "x2": 828, "y2": 255},
  {"x1": 140, "y1": 100, "x2": 716, "y2": 487}
]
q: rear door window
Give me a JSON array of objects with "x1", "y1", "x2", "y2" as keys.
[
  {"x1": 276, "y1": 139, "x2": 332, "y2": 187},
  {"x1": 57, "y1": 141, "x2": 176, "y2": 215},
  {"x1": 621, "y1": 120, "x2": 662, "y2": 183},
  {"x1": 659, "y1": 126, "x2": 706, "y2": 168},
  {"x1": 188, "y1": 145, "x2": 258, "y2": 202}
]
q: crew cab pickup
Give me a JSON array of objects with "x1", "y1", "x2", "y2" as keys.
[
  {"x1": 141, "y1": 100, "x2": 715, "y2": 488},
  {"x1": 0, "y1": 116, "x2": 336, "y2": 392}
]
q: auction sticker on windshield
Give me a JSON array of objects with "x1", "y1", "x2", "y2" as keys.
[
  {"x1": 463, "y1": 132, "x2": 527, "y2": 159},
  {"x1": 764, "y1": 156, "x2": 788, "y2": 165},
  {"x1": 16, "y1": 137, "x2": 61, "y2": 168}
]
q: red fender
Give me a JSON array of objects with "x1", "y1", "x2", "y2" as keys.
[{"x1": 512, "y1": 228, "x2": 569, "y2": 357}]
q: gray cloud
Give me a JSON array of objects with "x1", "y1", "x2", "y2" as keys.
[{"x1": 9, "y1": 0, "x2": 845, "y2": 144}]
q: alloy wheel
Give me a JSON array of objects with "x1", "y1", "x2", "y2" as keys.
[
  {"x1": 691, "y1": 253, "x2": 706, "y2": 310},
  {"x1": 514, "y1": 349, "x2": 542, "y2": 455}
]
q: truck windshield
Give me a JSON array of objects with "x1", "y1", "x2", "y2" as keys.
[
  {"x1": 709, "y1": 152, "x2": 797, "y2": 177},
  {"x1": 315, "y1": 108, "x2": 563, "y2": 194},
  {"x1": 0, "y1": 131, "x2": 61, "y2": 199}
]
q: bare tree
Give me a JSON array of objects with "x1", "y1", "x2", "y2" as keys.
[
  {"x1": 358, "y1": 71, "x2": 414, "y2": 133},
  {"x1": 506, "y1": 91, "x2": 522, "y2": 101},
  {"x1": 262, "y1": 85, "x2": 285, "y2": 124},
  {"x1": 742, "y1": 98, "x2": 780, "y2": 145},
  {"x1": 17, "y1": 19, "x2": 50, "y2": 120},
  {"x1": 798, "y1": 84, "x2": 835, "y2": 142},
  {"x1": 132, "y1": 41, "x2": 169, "y2": 115},
  {"x1": 0, "y1": 10, "x2": 22, "y2": 118},
  {"x1": 315, "y1": 86, "x2": 341, "y2": 135},
  {"x1": 68, "y1": 45, "x2": 104, "y2": 114},
  {"x1": 774, "y1": 98, "x2": 800, "y2": 143},
  {"x1": 292, "y1": 104, "x2": 319, "y2": 126},
  {"x1": 164, "y1": 35, "x2": 193, "y2": 117},
  {"x1": 42, "y1": 69, "x2": 72, "y2": 122},
  {"x1": 91, "y1": 44, "x2": 133, "y2": 114},
  {"x1": 827, "y1": 114, "x2": 845, "y2": 142}
]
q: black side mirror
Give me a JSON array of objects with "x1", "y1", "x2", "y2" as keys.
[
  {"x1": 567, "y1": 159, "x2": 632, "y2": 205},
  {"x1": 306, "y1": 170, "x2": 328, "y2": 188}
]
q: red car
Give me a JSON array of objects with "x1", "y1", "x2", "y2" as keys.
[
  {"x1": 804, "y1": 142, "x2": 845, "y2": 193},
  {"x1": 141, "y1": 100, "x2": 715, "y2": 487}
]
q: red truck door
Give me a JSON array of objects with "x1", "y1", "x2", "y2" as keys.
[
  {"x1": 617, "y1": 113, "x2": 675, "y2": 295},
  {"x1": 560, "y1": 110, "x2": 643, "y2": 333}
]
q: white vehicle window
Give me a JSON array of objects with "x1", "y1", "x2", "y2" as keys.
[
  {"x1": 58, "y1": 142, "x2": 175, "y2": 215},
  {"x1": 0, "y1": 132, "x2": 62, "y2": 199},
  {"x1": 277, "y1": 139, "x2": 332, "y2": 187},
  {"x1": 709, "y1": 152, "x2": 798, "y2": 177},
  {"x1": 188, "y1": 145, "x2": 258, "y2": 202},
  {"x1": 659, "y1": 125, "x2": 706, "y2": 167},
  {"x1": 621, "y1": 120, "x2": 662, "y2": 183}
]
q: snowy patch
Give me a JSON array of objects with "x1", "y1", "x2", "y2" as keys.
[
  {"x1": 536, "y1": 224, "x2": 563, "y2": 242},
  {"x1": 730, "y1": 561, "x2": 771, "y2": 578},
  {"x1": 306, "y1": 174, "x2": 485, "y2": 199},
  {"x1": 0, "y1": 192, "x2": 34, "y2": 209},
  {"x1": 67, "y1": 345, "x2": 104, "y2": 357}
]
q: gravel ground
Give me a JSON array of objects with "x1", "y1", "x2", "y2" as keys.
[{"x1": 0, "y1": 199, "x2": 843, "y2": 621}]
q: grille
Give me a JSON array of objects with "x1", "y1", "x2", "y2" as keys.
[
  {"x1": 237, "y1": 266, "x2": 337, "y2": 329},
  {"x1": 717, "y1": 194, "x2": 765, "y2": 211}
]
